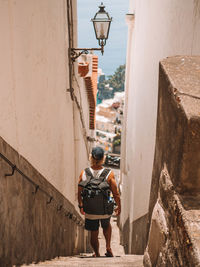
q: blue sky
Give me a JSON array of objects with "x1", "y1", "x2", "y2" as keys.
[{"x1": 77, "y1": 0, "x2": 129, "y2": 76}]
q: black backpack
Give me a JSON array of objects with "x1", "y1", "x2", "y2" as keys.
[{"x1": 78, "y1": 168, "x2": 115, "y2": 215}]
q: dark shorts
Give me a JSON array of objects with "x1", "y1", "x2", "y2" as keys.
[{"x1": 85, "y1": 217, "x2": 111, "y2": 231}]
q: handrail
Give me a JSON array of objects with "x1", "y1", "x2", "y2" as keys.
[{"x1": 0, "y1": 152, "x2": 84, "y2": 227}]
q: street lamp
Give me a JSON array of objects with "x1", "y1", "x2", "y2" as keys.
[
  {"x1": 70, "y1": 2, "x2": 112, "y2": 61},
  {"x1": 91, "y1": 2, "x2": 112, "y2": 53}
]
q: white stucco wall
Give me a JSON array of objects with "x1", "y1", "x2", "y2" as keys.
[
  {"x1": 0, "y1": 0, "x2": 90, "y2": 204},
  {"x1": 121, "y1": 0, "x2": 200, "y2": 251},
  {"x1": 120, "y1": 11, "x2": 135, "y2": 230}
]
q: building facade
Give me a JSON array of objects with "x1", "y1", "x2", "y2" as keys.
[
  {"x1": 96, "y1": 92, "x2": 124, "y2": 153},
  {"x1": 120, "y1": 0, "x2": 200, "y2": 254},
  {"x1": 0, "y1": 0, "x2": 97, "y2": 265}
]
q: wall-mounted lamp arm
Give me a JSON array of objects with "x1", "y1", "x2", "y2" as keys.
[{"x1": 70, "y1": 46, "x2": 104, "y2": 62}]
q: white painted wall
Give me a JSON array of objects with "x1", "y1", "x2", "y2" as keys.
[
  {"x1": 0, "y1": 0, "x2": 90, "y2": 205},
  {"x1": 121, "y1": 0, "x2": 200, "y2": 252},
  {"x1": 120, "y1": 11, "x2": 135, "y2": 230}
]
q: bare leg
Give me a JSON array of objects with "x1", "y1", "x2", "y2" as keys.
[
  {"x1": 90, "y1": 230, "x2": 100, "y2": 257},
  {"x1": 103, "y1": 223, "x2": 113, "y2": 256}
]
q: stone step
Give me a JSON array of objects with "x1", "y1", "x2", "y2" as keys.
[
  {"x1": 21, "y1": 216, "x2": 143, "y2": 267},
  {"x1": 22, "y1": 254, "x2": 144, "y2": 267}
]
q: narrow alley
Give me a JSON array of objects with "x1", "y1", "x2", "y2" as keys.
[
  {"x1": 21, "y1": 217, "x2": 143, "y2": 267},
  {"x1": 1, "y1": 1, "x2": 200, "y2": 267}
]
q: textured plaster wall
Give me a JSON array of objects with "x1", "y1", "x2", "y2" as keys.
[
  {"x1": 121, "y1": 0, "x2": 200, "y2": 254},
  {"x1": 0, "y1": 0, "x2": 90, "y2": 204}
]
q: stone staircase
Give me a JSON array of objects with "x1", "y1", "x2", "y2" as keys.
[
  {"x1": 21, "y1": 218, "x2": 143, "y2": 267},
  {"x1": 22, "y1": 254, "x2": 143, "y2": 267}
]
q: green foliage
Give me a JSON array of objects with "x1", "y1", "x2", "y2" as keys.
[
  {"x1": 113, "y1": 139, "x2": 121, "y2": 146},
  {"x1": 113, "y1": 134, "x2": 121, "y2": 146},
  {"x1": 97, "y1": 64, "x2": 125, "y2": 102},
  {"x1": 107, "y1": 64, "x2": 125, "y2": 92}
]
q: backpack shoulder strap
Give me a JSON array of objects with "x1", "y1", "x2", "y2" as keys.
[
  {"x1": 78, "y1": 168, "x2": 94, "y2": 187},
  {"x1": 99, "y1": 168, "x2": 111, "y2": 182},
  {"x1": 85, "y1": 168, "x2": 94, "y2": 180}
]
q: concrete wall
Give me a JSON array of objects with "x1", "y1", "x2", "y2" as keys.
[
  {"x1": 0, "y1": 0, "x2": 91, "y2": 205},
  {"x1": 120, "y1": 0, "x2": 200, "y2": 254},
  {"x1": 144, "y1": 56, "x2": 200, "y2": 266}
]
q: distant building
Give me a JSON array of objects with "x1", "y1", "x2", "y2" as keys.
[
  {"x1": 96, "y1": 115, "x2": 115, "y2": 133},
  {"x1": 96, "y1": 130, "x2": 116, "y2": 153},
  {"x1": 96, "y1": 98, "x2": 117, "y2": 120},
  {"x1": 96, "y1": 92, "x2": 125, "y2": 153}
]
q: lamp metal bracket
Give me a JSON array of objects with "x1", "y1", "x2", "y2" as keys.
[{"x1": 70, "y1": 47, "x2": 104, "y2": 62}]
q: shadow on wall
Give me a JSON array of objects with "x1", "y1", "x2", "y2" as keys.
[
  {"x1": 119, "y1": 215, "x2": 148, "y2": 255},
  {"x1": 131, "y1": 214, "x2": 148, "y2": 255},
  {"x1": 119, "y1": 217, "x2": 130, "y2": 254},
  {"x1": 179, "y1": 194, "x2": 200, "y2": 210},
  {"x1": 0, "y1": 136, "x2": 87, "y2": 267},
  {"x1": 194, "y1": 0, "x2": 200, "y2": 18}
]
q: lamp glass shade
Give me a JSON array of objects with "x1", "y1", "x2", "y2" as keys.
[{"x1": 93, "y1": 20, "x2": 110, "y2": 40}]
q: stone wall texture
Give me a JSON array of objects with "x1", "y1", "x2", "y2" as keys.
[
  {"x1": 144, "y1": 56, "x2": 200, "y2": 266},
  {"x1": 0, "y1": 136, "x2": 87, "y2": 267}
]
